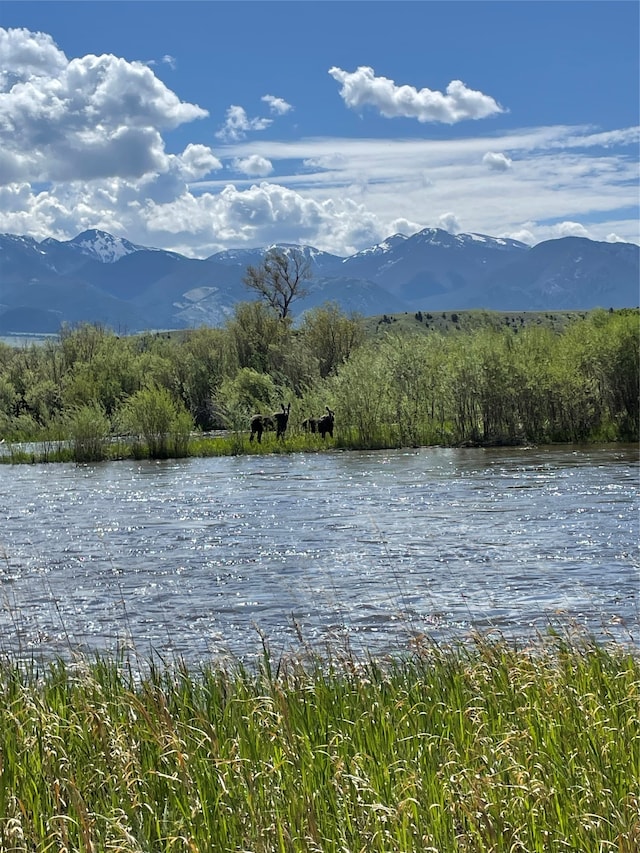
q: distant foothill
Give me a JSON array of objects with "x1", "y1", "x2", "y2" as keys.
[{"x1": 0, "y1": 228, "x2": 637, "y2": 335}]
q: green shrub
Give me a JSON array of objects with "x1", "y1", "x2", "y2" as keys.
[
  {"x1": 66, "y1": 402, "x2": 111, "y2": 462},
  {"x1": 118, "y1": 385, "x2": 193, "y2": 459}
]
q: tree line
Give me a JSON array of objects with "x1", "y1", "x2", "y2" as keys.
[{"x1": 0, "y1": 295, "x2": 637, "y2": 460}]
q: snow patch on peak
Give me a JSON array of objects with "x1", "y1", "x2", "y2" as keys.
[
  {"x1": 465, "y1": 232, "x2": 506, "y2": 245},
  {"x1": 0, "y1": 233, "x2": 41, "y2": 254},
  {"x1": 377, "y1": 233, "x2": 408, "y2": 252},
  {"x1": 272, "y1": 243, "x2": 323, "y2": 257},
  {"x1": 414, "y1": 227, "x2": 458, "y2": 247},
  {"x1": 347, "y1": 233, "x2": 408, "y2": 259},
  {"x1": 68, "y1": 230, "x2": 143, "y2": 264},
  {"x1": 461, "y1": 232, "x2": 527, "y2": 250}
]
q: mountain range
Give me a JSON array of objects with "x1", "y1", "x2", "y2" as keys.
[{"x1": 0, "y1": 228, "x2": 638, "y2": 334}]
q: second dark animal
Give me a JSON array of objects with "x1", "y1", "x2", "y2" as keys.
[
  {"x1": 250, "y1": 403, "x2": 291, "y2": 443},
  {"x1": 302, "y1": 407, "x2": 335, "y2": 439}
]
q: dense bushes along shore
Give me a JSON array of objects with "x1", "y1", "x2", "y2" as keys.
[
  {"x1": 0, "y1": 306, "x2": 637, "y2": 461},
  {"x1": 1, "y1": 634, "x2": 638, "y2": 851}
]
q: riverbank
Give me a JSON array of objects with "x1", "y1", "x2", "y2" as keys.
[
  {"x1": 1, "y1": 429, "x2": 638, "y2": 465},
  {"x1": 1, "y1": 633, "x2": 638, "y2": 852},
  {"x1": 0, "y1": 430, "x2": 312, "y2": 464}
]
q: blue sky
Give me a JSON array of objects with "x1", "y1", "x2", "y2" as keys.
[{"x1": 1, "y1": 1, "x2": 638, "y2": 257}]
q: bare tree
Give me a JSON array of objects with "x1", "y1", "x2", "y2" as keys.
[{"x1": 243, "y1": 248, "x2": 311, "y2": 320}]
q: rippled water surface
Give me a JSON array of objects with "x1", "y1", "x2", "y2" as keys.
[{"x1": 1, "y1": 445, "x2": 638, "y2": 665}]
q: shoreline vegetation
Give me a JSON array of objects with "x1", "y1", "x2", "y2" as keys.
[
  {"x1": 1, "y1": 632, "x2": 638, "y2": 851},
  {"x1": 1, "y1": 431, "x2": 639, "y2": 467},
  {"x1": 0, "y1": 307, "x2": 638, "y2": 464}
]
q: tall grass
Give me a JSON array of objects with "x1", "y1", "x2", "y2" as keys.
[{"x1": 1, "y1": 634, "x2": 638, "y2": 852}]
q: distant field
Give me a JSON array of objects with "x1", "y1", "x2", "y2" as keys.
[
  {"x1": 361, "y1": 308, "x2": 596, "y2": 336},
  {"x1": 2, "y1": 308, "x2": 636, "y2": 346},
  {"x1": 158, "y1": 308, "x2": 627, "y2": 345}
]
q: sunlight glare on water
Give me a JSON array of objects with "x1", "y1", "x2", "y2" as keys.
[{"x1": 0, "y1": 445, "x2": 638, "y2": 666}]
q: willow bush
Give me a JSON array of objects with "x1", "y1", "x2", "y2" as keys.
[
  {"x1": 509, "y1": 325, "x2": 556, "y2": 442},
  {"x1": 298, "y1": 301, "x2": 366, "y2": 378},
  {"x1": 328, "y1": 343, "x2": 393, "y2": 448},
  {"x1": 170, "y1": 327, "x2": 229, "y2": 430},
  {"x1": 117, "y1": 385, "x2": 193, "y2": 459},
  {"x1": 66, "y1": 402, "x2": 111, "y2": 463},
  {"x1": 583, "y1": 309, "x2": 640, "y2": 437},
  {"x1": 375, "y1": 333, "x2": 441, "y2": 447},
  {"x1": 325, "y1": 310, "x2": 639, "y2": 447},
  {"x1": 0, "y1": 309, "x2": 637, "y2": 450}
]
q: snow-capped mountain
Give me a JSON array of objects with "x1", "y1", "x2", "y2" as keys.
[
  {"x1": 338, "y1": 228, "x2": 531, "y2": 302},
  {"x1": 0, "y1": 228, "x2": 637, "y2": 333},
  {"x1": 39, "y1": 229, "x2": 148, "y2": 265},
  {"x1": 64, "y1": 229, "x2": 146, "y2": 263}
]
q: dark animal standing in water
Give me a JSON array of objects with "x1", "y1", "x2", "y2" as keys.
[
  {"x1": 250, "y1": 403, "x2": 291, "y2": 443},
  {"x1": 302, "y1": 407, "x2": 335, "y2": 439}
]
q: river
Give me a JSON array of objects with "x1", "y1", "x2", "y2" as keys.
[{"x1": 1, "y1": 444, "x2": 638, "y2": 668}]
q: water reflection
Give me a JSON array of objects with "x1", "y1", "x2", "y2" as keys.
[{"x1": 1, "y1": 445, "x2": 638, "y2": 666}]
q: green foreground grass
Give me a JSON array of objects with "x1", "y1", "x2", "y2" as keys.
[{"x1": 1, "y1": 633, "x2": 638, "y2": 852}]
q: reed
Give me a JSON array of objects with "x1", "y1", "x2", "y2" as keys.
[{"x1": 1, "y1": 633, "x2": 638, "y2": 852}]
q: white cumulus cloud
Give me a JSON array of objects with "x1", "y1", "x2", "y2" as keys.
[
  {"x1": 0, "y1": 27, "x2": 208, "y2": 186},
  {"x1": 551, "y1": 221, "x2": 591, "y2": 239},
  {"x1": 142, "y1": 181, "x2": 385, "y2": 256},
  {"x1": 388, "y1": 217, "x2": 422, "y2": 237},
  {"x1": 0, "y1": 26, "x2": 67, "y2": 79},
  {"x1": 178, "y1": 144, "x2": 222, "y2": 180},
  {"x1": 215, "y1": 105, "x2": 272, "y2": 141},
  {"x1": 438, "y1": 212, "x2": 461, "y2": 233},
  {"x1": 232, "y1": 155, "x2": 274, "y2": 177},
  {"x1": 483, "y1": 151, "x2": 512, "y2": 171},
  {"x1": 328, "y1": 65, "x2": 505, "y2": 124},
  {"x1": 501, "y1": 227, "x2": 536, "y2": 246},
  {"x1": 262, "y1": 94, "x2": 292, "y2": 115}
]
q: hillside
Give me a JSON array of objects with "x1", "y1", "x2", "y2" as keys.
[{"x1": 1, "y1": 228, "x2": 637, "y2": 334}]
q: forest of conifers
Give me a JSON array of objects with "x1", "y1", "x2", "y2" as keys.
[{"x1": 0, "y1": 303, "x2": 638, "y2": 460}]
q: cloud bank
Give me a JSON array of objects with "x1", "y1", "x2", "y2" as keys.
[
  {"x1": 0, "y1": 27, "x2": 209, "y2": 185},
  {"x1": 0, "y1": 28, "x2": 637, "y2": 257}
]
